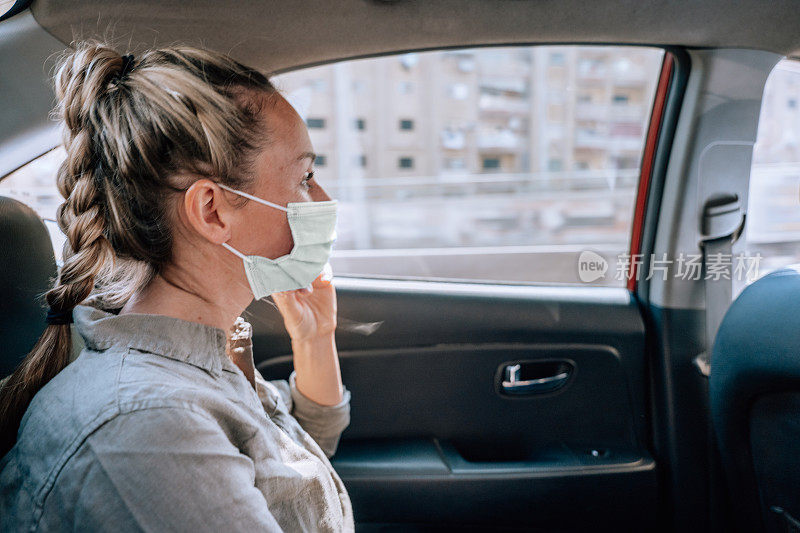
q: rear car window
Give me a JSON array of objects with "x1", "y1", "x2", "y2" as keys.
[{"x1": 741, "y1": 58, "x2": 800, "y2": 292}]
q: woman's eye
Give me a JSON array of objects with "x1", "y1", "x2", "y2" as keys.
[{"x1": 302, "y1": 171, "x2": 314, "y2": 188}]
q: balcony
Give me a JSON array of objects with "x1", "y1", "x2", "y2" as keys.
[
  {"x1": 611, "y1": 64, "x2": 650, "y2": 86},
  {"x1": 575, "y1": 131, "x2": 642, "y2": 151},
  {"x1": 478, "y1": 94, "x2": 530, "y2": 114},
  {"x1": 575, "y1": 103, "x2": 647, "y2": 122},
  {"x1": 477, "y1": 129, "x2": 523, "y2": 150}
]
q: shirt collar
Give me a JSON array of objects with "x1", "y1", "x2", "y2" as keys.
[{"x1": 73, "y1": 305, "x2": 236, "y2": 376}]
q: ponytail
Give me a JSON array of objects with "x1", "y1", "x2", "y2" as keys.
[{"x1": 0, "y1": 41, "x2": 277, "y2": 457}]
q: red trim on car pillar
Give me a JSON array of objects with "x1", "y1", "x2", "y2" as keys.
[{"x1": 628, "y1": 54, "x2": 674, "y2": 292}]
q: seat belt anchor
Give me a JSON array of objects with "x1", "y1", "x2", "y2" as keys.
[{"x1": 697, "y1": 192, "x2": 746, "y2": 250}]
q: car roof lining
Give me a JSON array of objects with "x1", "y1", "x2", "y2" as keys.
[{"x1": 29, "y1": 0, "x2": 800, "y2": 74}]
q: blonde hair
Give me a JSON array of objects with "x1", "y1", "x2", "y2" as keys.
[{"x1": 0, "y1": 42, "x2": 278, "y2": 455}]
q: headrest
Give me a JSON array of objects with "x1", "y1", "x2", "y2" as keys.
[
  {"x1": 0, "y1": 196, "x2": 57, "y2": 378},
  {"x1": 712, "y1": 266, "x2": 800, "y2": 395}
]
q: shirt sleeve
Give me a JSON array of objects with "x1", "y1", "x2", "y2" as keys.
[
  {"x1": 255, "y1": 370, "x2": 351, "y2": 458},
  {"x1": 80, "y1": 406, "x2": 283, "y2": 532}
]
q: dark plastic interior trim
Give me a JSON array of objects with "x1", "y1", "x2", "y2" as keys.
[{"x1": 0, "y1": 1, "x2": 32, "y2": 22}]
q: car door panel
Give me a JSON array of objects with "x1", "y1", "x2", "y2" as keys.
[{"x1": 255, "y1": 279, "x2": 656, "y2": 529}]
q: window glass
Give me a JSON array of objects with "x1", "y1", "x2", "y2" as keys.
[
  {"x1": 398, "y1": 157, "x2": 414, "y2": 169},
  {"x1": 3, "y1": 46, "x2": 665, "y2": 287},
  {"x1": 274, "y1": 45, "x2": 665, "y2": 285},
  {"x1": 742, "y1": 59, "x2": 800, "y2": 291}
]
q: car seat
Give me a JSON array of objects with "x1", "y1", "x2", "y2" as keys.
[
  {"x1": 0, "y1": 195, "x2": 57, "y2": 379},
  {"x1": 710, "y1": 266, "x2": 800, "y2": 532}
]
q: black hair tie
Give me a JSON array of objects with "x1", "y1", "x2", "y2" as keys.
[
  {"x1": 118, "y1": 54, "x2": 136, "y2": 78},
  {"x1": 46, "y1": 307, "x2": 73, "y2": 326}
]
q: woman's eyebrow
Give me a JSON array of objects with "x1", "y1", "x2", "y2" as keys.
[{"x1": 297, "y1": 151, "x2": 316, "y2": 163}]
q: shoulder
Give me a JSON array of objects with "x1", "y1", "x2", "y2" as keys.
[
  {"x1": 4, "y1": 406, "x2": 258, "y2": 530},
  {"x1": 7, "y1": 346, "x2": 244, "y2": 504},
  {"x1": 15, "y1": 347, "x2": 124, "y2": 475},
  {"x1": 19, "y1": 344, "x2": 219, "y2": 438}
]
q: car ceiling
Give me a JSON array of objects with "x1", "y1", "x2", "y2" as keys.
[
  {"x1": 3, "y1": 0, "x2": 799, "y2": 178},
  {"x1": 28, "y1": 0, "x2": 800, "y2": 73}
]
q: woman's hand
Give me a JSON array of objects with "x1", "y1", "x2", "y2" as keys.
[
  {"x1": 271, "y1": 270, "x2": 337, "y2": 342},
  {"x1": 272, "y1": 268, "x2": 343, "y2": 406}
]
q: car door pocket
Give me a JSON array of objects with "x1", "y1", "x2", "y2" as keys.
[
  {"x1": 442, "y1": 438, "x2": 580, "y2": 468},
  {"x1": 438, "y1": 438, "x2": 647, "y2": 474},
  {"x1": 497, "y1": 359, "x2": 574, "y2": 397}
]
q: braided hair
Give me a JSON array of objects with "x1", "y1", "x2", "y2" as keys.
[{"x1": 0, "y1": 42, "x2": 279, "y2": 455}]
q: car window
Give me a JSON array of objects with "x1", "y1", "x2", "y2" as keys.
[
  {"x1": 1, "y1": 46, "x2": 665, "y2": 286},
  {"x1": 274, "y1": 45, "x2": 665, "y2": 286},
  {"x1": 741, "y1": 58, "x2": 800, "y2": 293}
]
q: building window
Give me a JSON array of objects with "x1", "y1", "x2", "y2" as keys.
[
  {"x1": 444, "y1": 157, "x2": 466, "y2": 170},
  {"x1": 482, "y1": 157, "x2": 501, "y2": 170},
  {"x1": 315, "y1": 155, "x2": 327, "y2": 167},
  {"x1": 447, "y1": 83, "x2": 469, "y2": 100},
  {"x1": 306, "y1": 118, "x2": 326, "y2": 129},
  {"x1": 398, "y1": 157, "x2": 414, "y2": 169},
  {"x1": 355, "y1": 118, "x2": 366, "y2": 130},
  {"x1": 547, "y1": 158, "x2": 563, "y2": 171},
  {"x1": 612, "y1": 94, "x2": 629, "y2": 104},
  {"x1": 358, "y1": 155, "x2": 367, "y2": 167},
  {"x1": 399, "y1": 119, "x2": 415, "y2": 131},
  {"x1": 550, "y1": 52, "x2": 566, "y2": 66}
]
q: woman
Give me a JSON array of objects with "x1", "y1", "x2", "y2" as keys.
[{"x1": 0, "y1": 43, "x2": 353, "y2": 532}]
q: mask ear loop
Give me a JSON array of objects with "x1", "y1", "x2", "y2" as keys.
[
  {"x1": 221, "y1": 242, "x2": 252, "y2": 262},
  {"x1": 218, "y1": 183, "x2": 287, "y2": 263},
  {"x1": 217, "y1": 182, "x2": 289, "y2": 212}
]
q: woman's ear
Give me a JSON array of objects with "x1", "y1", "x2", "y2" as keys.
[{"x1": 181, "y1": 179, "x2": 234, "y2": 244}]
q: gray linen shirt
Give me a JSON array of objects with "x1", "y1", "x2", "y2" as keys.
[{"x1": 0, "y1": 305, "x2": 354, "y2": 532}]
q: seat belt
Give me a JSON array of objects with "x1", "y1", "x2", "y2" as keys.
[
  {"x1": 693, "y1": 192, "x2": 746, "y2": 377},
  {"x1": 694, "y1": 192, "x2": 746, "y2": 532}
]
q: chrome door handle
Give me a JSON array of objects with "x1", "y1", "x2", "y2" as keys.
[{"x1": 501, "y1": 363, "x2": 571, "y2": 395}]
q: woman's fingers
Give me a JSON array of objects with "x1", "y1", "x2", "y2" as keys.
[
  {"x1": 311, "y1": 273, "x2": 332, "y2": 289},
  {"x1": 272, "y1": 291, "x2": 299, "y2": 313}
]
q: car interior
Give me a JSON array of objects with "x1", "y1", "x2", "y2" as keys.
[{"x1": 2, "y1": 1, "x2": 800, "y2": 531}]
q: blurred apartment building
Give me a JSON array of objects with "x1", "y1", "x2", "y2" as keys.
[
  {"x1": 5, "y1": 47, "x2": 800, "y2": 284},
  {"x1": 274, "y1": 46, "x2": 662, "y2": 257},
  {"x1": 276, "y1": 46, "x2": 658, "y2": 195}
]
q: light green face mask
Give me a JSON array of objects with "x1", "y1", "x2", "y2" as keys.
[{"x1": 217, "y1": 183, "x2": 337, "y2": 300}]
